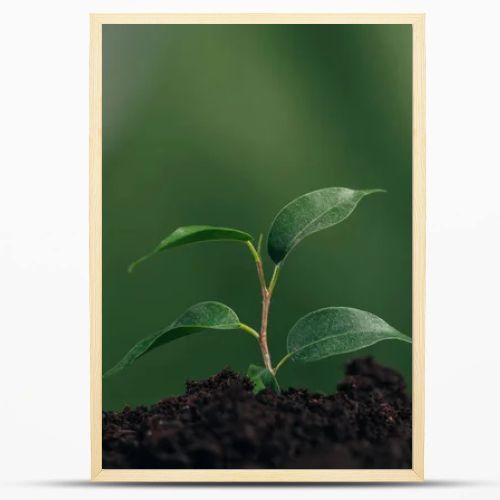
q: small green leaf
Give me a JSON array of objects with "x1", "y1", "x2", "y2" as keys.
[
  {"x1": 247, "y1": 364, "x2": 280, "y2": 394},
  {"x1": 287, "y1": 307, "x2": 411, "y2": 363},
  {"x1": 267, "y1": 187, "x2": 385, "y2": 264},
  {"x1": 129, "y1": 225, "x2": 253, "y2": 272},
  {"x1": 103, "y1": 302, "x2": 240, "y2": 378}
]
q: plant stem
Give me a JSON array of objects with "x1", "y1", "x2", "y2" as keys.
[
  {"x1": 245, "y1": 240, "x2": 276, "y2": 372},
  {"x1": 246, "y1": 241, "x2": 267, "y2": 292},
  {"x1": 238, "y1": 323, "x2": 260, "y2": 340},
  {"x1": 268, "y1": 264, "x2": 281, "y2": 295},
  {"x1": 256, "y1": 233, "x2": 263, "y2": 254},
  {"x1": 259, "y1": 289, "x2": 273, "y2": 370},
  {"x1": 273, "y1": 352, "x2": 292, "y2": 374}
]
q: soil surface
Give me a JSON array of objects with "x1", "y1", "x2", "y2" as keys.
[{"x1": 103, "y1": 357, "x2": 411, "y2": 469}]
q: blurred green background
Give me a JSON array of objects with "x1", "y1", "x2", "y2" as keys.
[{"x1": 102, "y1": 24, "x2": 412, "y2": 411}]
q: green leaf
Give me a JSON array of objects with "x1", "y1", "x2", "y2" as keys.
[
  {"x1": 287, "y1": 307, "x2": 411, "y2": 363},
  {"x1": 129, "y1": 225, "x2": 253, "y2": 272},
  {"x1": 103, "y1": 302, "x2": 240, "y2": 378},
  {"x1": 246, "y1": 364, "x2": 280, "y2": 394},
  {"x1": 267, "y1": 187, "x2": 385, "y2": 264}
]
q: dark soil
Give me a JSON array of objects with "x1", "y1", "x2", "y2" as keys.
[{"x1": 103, "y1": 357, "x2": 411, "y2": 469}]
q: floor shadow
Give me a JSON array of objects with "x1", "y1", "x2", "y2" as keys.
[{"x1": 16, "y1": 479, "x2": 498, "y2": 489}]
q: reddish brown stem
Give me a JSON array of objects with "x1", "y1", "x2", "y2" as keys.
[
  {"x1": 246, "y1": 242, "x2": 274, "y2": 372},
  {"x1": 259, "y1": 289, "x2": 272, "y2": 371},
  {"x1": 255, "y1": 257, "x2": 267, "y2": 297},
  {"x1": 254, "y1": 258, "x2": 272, "y2": 371}
]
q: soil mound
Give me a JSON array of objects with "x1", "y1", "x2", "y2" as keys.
[{"x1": 103, "y1": 357, "x2": 411, "y2": 469}]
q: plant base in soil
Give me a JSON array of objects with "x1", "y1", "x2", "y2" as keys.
[{"x1": 103, "y1": 357, "x2": 411, "y2": 469}]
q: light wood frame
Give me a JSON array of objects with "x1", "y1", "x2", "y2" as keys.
[{"x1": 90, "y1": 13, "x2": 425, "y2": 483}]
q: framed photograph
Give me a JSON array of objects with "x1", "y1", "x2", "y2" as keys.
[{"x1": 90, "y1": 13, "x2": 425, "y2": 482}]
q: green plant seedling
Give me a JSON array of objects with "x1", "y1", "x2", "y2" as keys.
[{"x1": 104, "y1": 187, "x2": 412, "y2": 392}]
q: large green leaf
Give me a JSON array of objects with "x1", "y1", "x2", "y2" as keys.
[
  {"x1": 246, "y1": 364, "x2": 280, "y2": 394},
  {"x1": 129, "y1": 225, "x2": 253, "y2": 272},
  {"x1": 103, "y1": 302, "x2": 240, "y2": 378},
  {"x1": 267, "y1": 187, "x2": 384, "y2": 264},
  {"x1": 287, "y1": 307, "x2": 411, "y2": 363}
]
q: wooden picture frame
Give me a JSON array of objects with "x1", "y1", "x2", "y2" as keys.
[{"x1": 90, "y1": 13, "x2": 425, "y2": 482}]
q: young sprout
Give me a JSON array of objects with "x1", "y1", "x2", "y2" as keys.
[{"x1": 104, "y1": 187, "x2": 411, "y2": 392}]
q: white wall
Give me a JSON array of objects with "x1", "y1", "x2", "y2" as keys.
[{"x1": 1, "y1": 1, "x2": 499, "y2": 499}]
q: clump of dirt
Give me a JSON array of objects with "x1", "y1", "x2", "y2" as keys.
[{"x1": 103, "y1": 357, "x2": 411, "y2": 469}]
